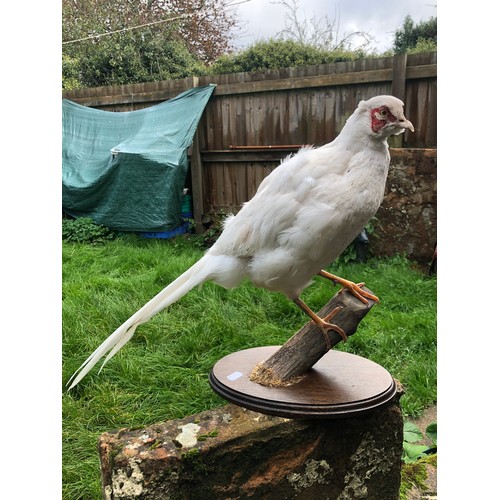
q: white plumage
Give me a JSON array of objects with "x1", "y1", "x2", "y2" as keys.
[{"x1": 67, "y1": 95, "x2": 413, "y2": 389}]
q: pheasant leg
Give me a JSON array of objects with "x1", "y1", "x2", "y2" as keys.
[
  {"x1": 293, "y1": 298, "x2": 346, "y2": 350},
  {"x1": 318, "y1": 270, "x2": 379, "y2": 305}
]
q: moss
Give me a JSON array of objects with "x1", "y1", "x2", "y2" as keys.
[
  {"x1": 149, "y1": 439, "x2": 162, "y2": 450},
  {"x1": 126, "y1": 425, "x2": 146, "y2": 432},
  {"x1": 108, "y1": 447, "x2": 121, "y2": 468},
  {"x1": 198, "y1": 429, "x2": 219, "y2": 441},
  {"x1": 181, "y1": 448, "x2": 208, "y2": 477},
  {"x1": 181, "y1": 448, "x2": 200, "y2": 459},
  {"x1": 400, "y1": 454, "x2": 437, "y2": 499}
]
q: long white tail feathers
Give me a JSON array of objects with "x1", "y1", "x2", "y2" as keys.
[{"x1": 66, "y1": 256, "x2": 211, "y2": 390}]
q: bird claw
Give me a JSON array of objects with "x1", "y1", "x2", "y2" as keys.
[
  {"x1": 320, "y1": 322, "x2": 347, "y2": 343},
  {"x1": 342, "y1": 283, "x2": 379, "y2": 305},
  {"x1": 318, "y1": 270, "x2": 379, "y2": 305},
  {"x1": 323, "y1": 305, "x2": 344, "y2": 323},
  {"x1": 293, "y1": 298, "x2": 347, "y2": 350},
  {"x1": 316, "y1": 306, "x2": 347, "y2": 349}
]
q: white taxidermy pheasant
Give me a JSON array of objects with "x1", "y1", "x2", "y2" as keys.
[{"x1": 67, "y1": 95, "x2": 413, "y2": 389}]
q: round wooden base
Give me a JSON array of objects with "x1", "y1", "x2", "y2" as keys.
[{"x1": 209, "y1": 346, "x2": 397, "y2": 419}]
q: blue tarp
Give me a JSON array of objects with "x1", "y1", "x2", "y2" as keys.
[{"x1": 62, "y1": 84, "x2": 215, "y2": 232}]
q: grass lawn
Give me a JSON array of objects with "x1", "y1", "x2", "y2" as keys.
[{"x1": 62, "y1": 234, "x2": 436, "y2": 499}]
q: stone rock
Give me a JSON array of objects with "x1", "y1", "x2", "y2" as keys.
[
  {"x1": 371, "y1": 148, "x2": 437, "y2": 265},
  {"x1": 100, "y1": 385, "x2": 404, "y2": 499}
]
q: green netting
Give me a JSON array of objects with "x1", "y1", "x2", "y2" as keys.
[{"x1": 62, "y1": 84, "x2": 215, "y2": 232}]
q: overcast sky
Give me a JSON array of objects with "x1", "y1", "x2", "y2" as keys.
[{"x1": 233, "y1": 0, "x2": 437, "y2": 52}]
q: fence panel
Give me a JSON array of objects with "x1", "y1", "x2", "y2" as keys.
[{"x1": 63, "y1": 52, "x2": 437, "y2": 261}]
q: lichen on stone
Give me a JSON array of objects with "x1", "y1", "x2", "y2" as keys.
[
  {"x1": 339, "y1": 431, "x2": 394, "y2": 499},
  {"x1": 111, "y1": 459, "x2": 144, "y2": 498},
  {"x1": 287, "y1": 459, "x2": 332, "y2": 492},
  {"x1": 175, "y1": 422, "x2": 201, "y2": 448}
]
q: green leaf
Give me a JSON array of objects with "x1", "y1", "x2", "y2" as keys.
[
  {"x1": 403, "y1": 421, "x2": 423, "y2": 443},
  {"x1": 403, "y1": 442, "x2": 429, "y2": 463},
  {"x1": 426, "y1": 422, "x2": 437, "y2": 446}
]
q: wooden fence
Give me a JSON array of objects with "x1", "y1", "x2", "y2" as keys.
[{"x1": 63, "y1": 51, "x2": 437, "y2": 239}]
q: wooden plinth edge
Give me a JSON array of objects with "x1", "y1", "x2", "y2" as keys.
[{"x1": 210, "y1": 346, "x2": 398, "y2": 419}]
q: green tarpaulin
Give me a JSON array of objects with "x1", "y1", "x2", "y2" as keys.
[{"x1": 62, "y1": 84, "x2": 215, "y2": 232}]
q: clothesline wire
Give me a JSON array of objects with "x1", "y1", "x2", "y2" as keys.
[{"x1": 62, "y1": 15, "x2": 187, "y2": 45}]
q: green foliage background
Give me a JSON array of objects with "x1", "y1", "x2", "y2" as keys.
[
  {"x1": 208, "y1": 39, "x2": 365, "y2": 74},
  {"x1": 394, "y1": 16, "x2": 437, "y2": 54}
]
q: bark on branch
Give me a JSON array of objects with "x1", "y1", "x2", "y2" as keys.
[{"x1": 250, "y1": 287, "x2": 376, "y2": 387}]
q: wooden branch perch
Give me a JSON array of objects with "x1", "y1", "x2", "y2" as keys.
[{"x1": 250, "y1": 288, "x2": 376, "y2": 387}]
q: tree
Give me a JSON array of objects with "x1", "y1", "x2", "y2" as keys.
[
  {"x1": 62, "y1": 0, "x2": 240, "y2": 88},
  {"x1": 271, "y1": 0, "x2": 373, "y2": 51},
  {"x1": 63, "y1": 29, "x2": 206, "y2": 88},
  {"x1": 209, "y1": 38, "x2": 362, "y2": 74},
  {"x1": 393, "y1": 15, "x2": 437, "y2": 54}
]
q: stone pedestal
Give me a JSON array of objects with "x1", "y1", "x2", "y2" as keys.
[{"x1": 99, "y1": 383, "x2": 403, "y2": 499}]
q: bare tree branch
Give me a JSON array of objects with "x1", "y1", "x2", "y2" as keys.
[{"x1": 271, "y1": 0, "x2": 374, "y2": 51}]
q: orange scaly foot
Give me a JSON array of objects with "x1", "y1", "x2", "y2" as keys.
[
  {"x1": 293, "y1": 298, "x2": 346, "y2": 350},
  {"x1": 318, "y1": 270, "x2": 379, "y2": 305}
]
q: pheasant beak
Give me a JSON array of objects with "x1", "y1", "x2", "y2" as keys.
[{"x1": 399, "y1": 117, "x2": 414, "y2": 132}]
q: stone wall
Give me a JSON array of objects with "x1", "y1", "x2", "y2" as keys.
[
  {"x1": 100, "y1": 386, "x2": 404, "y2": 499},
  {"x1": 371, "y1": 148, "x2": 437, "y2": 265}
]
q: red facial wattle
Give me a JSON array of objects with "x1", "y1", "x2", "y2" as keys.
[{"x1": 370, "y1": 106, "x2": 397, "y2": 133}]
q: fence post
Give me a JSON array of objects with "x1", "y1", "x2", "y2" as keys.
[
  {"x1": 190, "y1": 75, "x2": 200, "y2": 88},
  {"x1": 391, "y1": 53, "x2": 407, "y2": 148},
  {"x1": 189, "y1": 75, "x2": 205, "y2": 233},
  {"x1": 190, "y1": 129, "x2": 205, "y2": 234}
]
